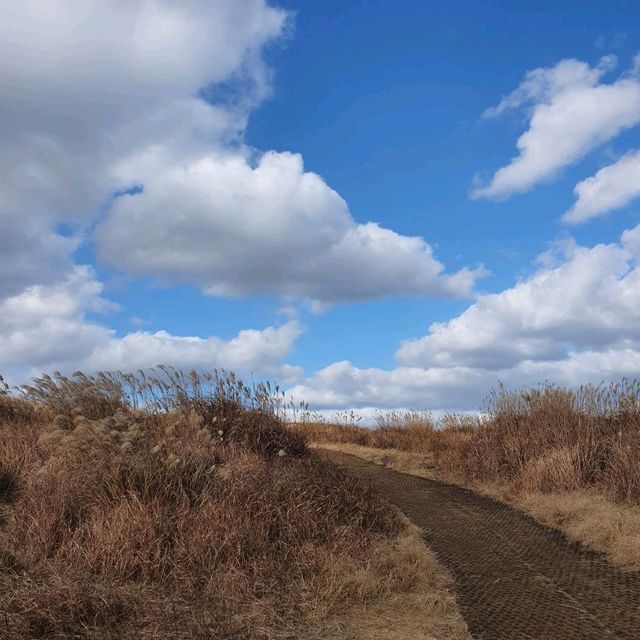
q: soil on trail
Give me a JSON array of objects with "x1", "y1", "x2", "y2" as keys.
[{"x1": 323, "y1": 450, "x2": 640, "y2": 640}]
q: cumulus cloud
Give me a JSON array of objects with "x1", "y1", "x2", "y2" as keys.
[
  {"x1": 0, "y1": 0, "x2": 476, "y2": 328},
  {"x1": 398, "y1": 228, "x2": 640, "y2": 369},
  {"x1": 0, "y1": 0, "x2": 288, "y2": 307},
  {"x1": 88, "y1": 324, "x2": 303, "y2": 379},
  {"x1": 0, "y1": 0, "x2": 285, "y2": 110},
  {"x1": 0, "y1": 0, "x2": 286, "y2": 219},
  {"x1": 97, "y1": 148, "x2": 480, "y2": 303},
  {"x1": 288, "y1": 361, "x2": 488, "y2": 411},
  {"x1": 0, "y1": 1, "x2": 482, "y2": 382},
  {"x1": 0, "y1": 267, "x2": 117, "y2": 377},
  {"x1": 0, "y1": 267, "x2": 302, "y2": 384},
  {"x1": 288, "y1": 349, "x2": 640, "y2": 412},
  {"x1": 563, "y1": 150, "x2": 640, "y2": 224},
  {"x1": 289, "y1": 227, "x2": 640, "y2": 411},
  {"x1": 473, "y1": 55, "x2": 640, "y2": 200},
  {"x1": 0, "y1": 0, "x2": 309, "y2": 381}
]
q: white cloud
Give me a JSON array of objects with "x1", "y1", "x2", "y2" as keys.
[
  {"x1": 398, "y1": 228, "x2": 640, "y2": 369},
  {"x1": 0, "y1": 267, "x2": 117, "y2": 377},
  {"x1": 12, "y1": 1, "x2": 638, "y2": 412},
  {"x1": 0, "y1": 0, "x2": 484, "y2": 385},
  {"x1": 0, "y1": 0, "x2": 286, "y2": 220},
  {"x1": 87, "y1": 323, "x2": 303, "y2": 379},
  {"x1": 622, "y1": 225, "x2": 640, "y2": 253},
  {"x1": 473, "y1": 55, "x2": 640, "y2": 200},
  {"x1": 97, "y1": 148, "x2": 481, "y2": 304},
  {"x1": 288, "y1": 361, "x2": 489, "y2": 411},
  {"x1": 0, "y1": 0, "x2": 477, "y2": 322},
  {"x1": 289, "y1": 227, "x2": 640, "y2": 411},
  {"x1": 0, "y1": 211, "x2": 78, "y2": 298},
  {"x1": 0, "y1": 0, "x2": 288, "y2": 311},
  {"x1": 0, "y1": 267, "x2": 302, "y2": 384},
  {"x1": 0, "y1": 0, "x2": 310, "y2": 383},
  {"x1": 563, "y1": 150, "x2": 640, "y2": 224},
  {"x1": 0, "y1": 0, "x2": 285, "y2": 110},
  {"x1": 288, "y1": 349, "x2": 640, "y2": 412}
]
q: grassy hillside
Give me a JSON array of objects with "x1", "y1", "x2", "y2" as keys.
[{"x1": 0, "y1": 369, "x2": 469, "y2": 639}]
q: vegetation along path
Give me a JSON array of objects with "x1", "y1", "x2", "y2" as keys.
[{"x1": 322, "y1": 450, "x2": 640, "y2": 640}]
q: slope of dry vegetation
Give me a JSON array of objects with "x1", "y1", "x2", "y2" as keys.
[
  {"x1": 0, "y1": 370, "x2": 469, "y2": 640},
  {"x1": 295, "y1": 381, "x2": 640, "y2": 570}
]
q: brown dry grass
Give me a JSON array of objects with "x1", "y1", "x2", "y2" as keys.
[
  {"x1": 297, "y1": 380, "x2": 640, "y2": 571},
  {"x1": 0, "y1": 371, "x2": 470, "y2": 639},
  {"x1": 336, "y1": 516, "x2": 471, "y2": 640},
  {"x1": 439, "y1": 383, "x2": 640, "y2": 503},
  {"x1": 310, "y1": 442, "x2": 439, "y2": 480},
  {"x1": 294, "y1": 412, "x2": 474, "y2": 467}
]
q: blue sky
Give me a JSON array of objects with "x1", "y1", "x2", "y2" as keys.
[{"x1": 2, "y1": 1, "x2": 640, "y2": 413}]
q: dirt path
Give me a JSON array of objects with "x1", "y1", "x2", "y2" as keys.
[{"x1": 322, "y1": 450, "x2": 640, "y2": 640}]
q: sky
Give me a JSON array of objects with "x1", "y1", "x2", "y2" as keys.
[{"x1": 2, "y1": 0, "x2": 640, "y2": 414}]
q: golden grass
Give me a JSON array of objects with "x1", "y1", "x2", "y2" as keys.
[
  {"x1": 511, "y1": 490, "x2": 640, "y2": 572},
  {"x1": 336, "y1": 516, "x2": 471, "y2": 640},
  {"x1": 311, "y1": 442, "x2": 439, "y2": 480},
  {"x1": 0, "y1": 371, "x2": 470, "y2": 639},
  {"x1": 294, "y1": 415, "x2": 474, "y2": 469}
]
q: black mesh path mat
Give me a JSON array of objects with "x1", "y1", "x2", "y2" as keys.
[{"x1": 323, "y1": 450, "x2": 640, "y2": 640}]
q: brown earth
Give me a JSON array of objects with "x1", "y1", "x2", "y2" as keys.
[{"x1": 322, "y1": 450, "x2": 640, "y2": 640}]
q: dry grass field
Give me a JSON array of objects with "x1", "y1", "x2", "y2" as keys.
[
  {"x1": 295, "y1": 381, "x2": 640, "y2": 571},
  {"x1": 0, "y1": 369, "x2": 469, "y2": 640}
]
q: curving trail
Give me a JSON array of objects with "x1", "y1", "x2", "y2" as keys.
[{"x1": 323, "y1": 450, "x2": 640, "y2": 640}]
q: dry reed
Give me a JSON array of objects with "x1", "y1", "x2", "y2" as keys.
[{"x1": 0, "y1": 368, "x2": 429, "y2": 639}]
